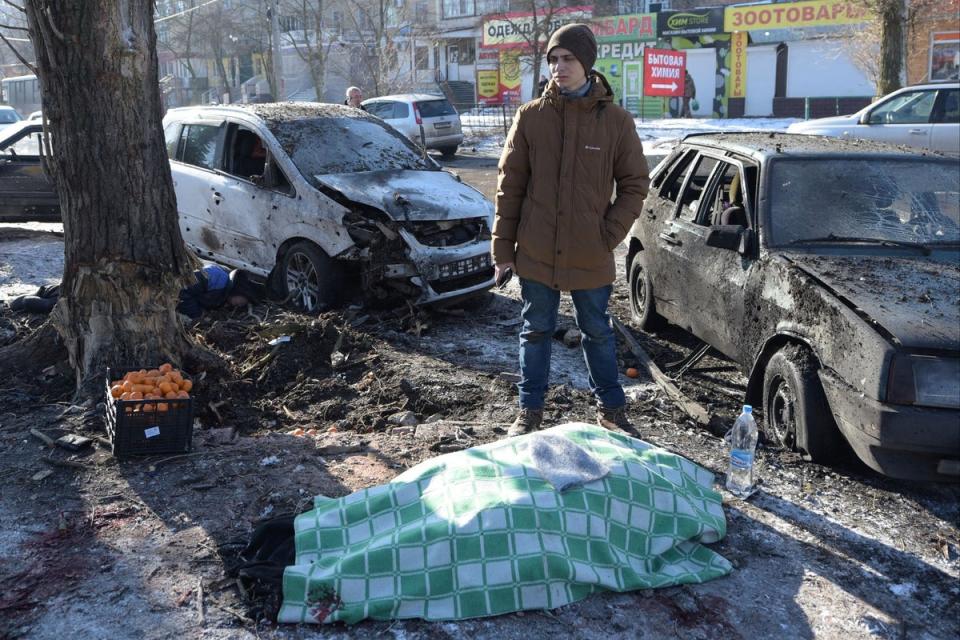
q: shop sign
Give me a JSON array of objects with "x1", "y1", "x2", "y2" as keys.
[
  {"x1": 477, "y1": 69, "x2": 501, "y2": 104},
  {"x1": 499, "y1": 49, "x2": 522, "y2": 103},
  {"x1": 658, "y1": 8, "x2": 724, "y2": 37},
  {"x1": 729, "y1": 31, "x2": 748, "y2": 98},
  {"x1": 483, "y1": 6, "x2": 592, "y2": 50},
  {"x1": 724, "y1": 0, "x2": 869, "y2": 31},
  {"x1": 598, "y1": 42, "x2": 645, "y2": 60},
  {"x1": 643, "y1": 48, "x2": 686, "y2": 97},
  {"x1": 590, "y1": 13, "x2": 657, "y2": 43}
]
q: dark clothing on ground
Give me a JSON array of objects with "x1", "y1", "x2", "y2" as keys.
[
  {"x1": 8, "y1": 284, "x2": 60, "y2": 314},
  {"x1": 177, "y1": 265, "x2": 260, "y2": 319}
]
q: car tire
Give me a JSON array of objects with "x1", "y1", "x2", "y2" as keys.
[
  {"x1": 628, "y1": 251, "x2": 665, "y2": 331},
  {"x1": 439, "y1": 145, "x2": 458, "y2": 159},
  {"x1": 762, "y1": 344, "x2": 842, "y2": 462},
  {"x1": 277, "y1": 241, "x2": 342, "y2": 312}
]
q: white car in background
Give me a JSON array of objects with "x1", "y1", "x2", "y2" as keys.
[
  {"x1": 0, "y1": 105, "x2": 22, "y2": 130},
  {"x1": 362, "y1": 94, "x2": 463, "y2": 158},
  {"x1": 788, "y1": 82, "x2": 959, "y2": 154}
]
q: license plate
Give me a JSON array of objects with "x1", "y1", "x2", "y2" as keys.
[
  {"x1": 433, "y1": 121, "x2": 451, "y2": 129},
  {"x1": 437, "y1": 254, "x2": 490, "y2": 280}
]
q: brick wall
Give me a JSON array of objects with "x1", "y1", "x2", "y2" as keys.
[{"x1": 907, "y1": 1, "x2": 960, "y2": 84}]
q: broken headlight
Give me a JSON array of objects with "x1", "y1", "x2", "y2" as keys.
[
  {"x1": 887, "y1": 354, "x2": 960, "y2": 409},
  {"x1": 406, "y1": 218, "x2": 490, "y2": 247}
]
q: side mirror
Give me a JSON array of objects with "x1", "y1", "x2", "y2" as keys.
[
  {"x1": 859, "y1": 110, "x2": 871, "y2": 125},
  {"x1": 705, "y1": 225, "x2": 743, "y2": 251}
]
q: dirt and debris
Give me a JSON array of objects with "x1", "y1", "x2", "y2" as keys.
[{"x1": 1, "y1": 161, "x2": 958, "y2": 639}]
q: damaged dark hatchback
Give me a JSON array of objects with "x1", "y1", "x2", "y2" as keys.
[{"x1": 626, "y1": 133, "x2": 960, "y2": 481}]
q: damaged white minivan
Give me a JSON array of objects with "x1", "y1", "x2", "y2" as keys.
[{"x1": 161, "y1": 103, "x2": 495, "y2": 311}]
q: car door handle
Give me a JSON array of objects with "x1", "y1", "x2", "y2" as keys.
[
  {"x1": 909, "y1": 128, "x2": 927, "y2": 135},
  {"x1": 659, "y1": 232, "x2": 681, "y2": 246}
]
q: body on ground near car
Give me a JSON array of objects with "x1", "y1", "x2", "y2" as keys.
[
  {"x1": 626, "y1": 132, "x2": 959, "y2": 481},
  {"x1": 788, "y1": 82, "x2": 960, "y2": 154},
  {"x1": 361, "y1": 94, "x2": 464, "y2": 158},
  {"x1": 162, "y1": 103, "x2": 493, "y2": 311}
]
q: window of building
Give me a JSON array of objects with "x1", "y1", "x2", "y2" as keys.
[{"x1": 415, "y1": 46, "x2": 430, "y2": 70}]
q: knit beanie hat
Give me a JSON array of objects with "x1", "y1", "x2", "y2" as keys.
[{"x1": 546, "y1": 23, "x2": 598, "y2": 73}]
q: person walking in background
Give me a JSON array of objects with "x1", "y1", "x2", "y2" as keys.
[
  {"x1": 344, "y1": 86, "x2": 366, "y2": 110},
  {"x1": 682, "y1": 69, "x2": 696, "y2": 117},
  {"x1": 492, "y1": 23, "x2": 650, "y2": 438}
]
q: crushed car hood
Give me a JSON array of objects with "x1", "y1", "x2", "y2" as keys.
[
  {"x1": 784, "y1": 252, "x2": 960, "y2": 350},
  {"x1": 313, "y1": 169, "x2": 494, "y2": 222}
]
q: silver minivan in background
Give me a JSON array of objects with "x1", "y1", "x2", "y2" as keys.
[{"x1": 362, "y1": 94, "x2": 464, "y2": 158}]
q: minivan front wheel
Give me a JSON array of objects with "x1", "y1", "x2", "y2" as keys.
[{"x1": 278, "y1": 241, "x2": 342, "y2": 312}]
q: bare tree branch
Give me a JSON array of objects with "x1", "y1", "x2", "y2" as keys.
[
  {"x1": 0, "y1": 31, "x2": 37, "y2": 74},
  {"x1": 1, "y1": 0, "x2": 25, "y2": 13},
  {"x1": 0, "y1": 22, "x2": 29, "y2": 31}
]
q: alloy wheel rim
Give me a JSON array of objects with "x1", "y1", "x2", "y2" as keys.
[{"x1": 286, "y1": 253, "x2": 320, "y2": 311}]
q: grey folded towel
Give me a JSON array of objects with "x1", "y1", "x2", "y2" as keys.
[{"x1": 528, "y1": 433, "x2": 610, "y2": 492}]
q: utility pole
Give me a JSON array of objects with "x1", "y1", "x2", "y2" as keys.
[{"x1": 270, "y1": 0, "x2": 284, "y2": 100}]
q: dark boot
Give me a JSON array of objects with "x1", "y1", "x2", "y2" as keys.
[
  {"x1": 508, "y1": 408, "x2": 543, "y2": 437},
  {"x1": 597, "y1": 405, "x2": 640, "y2": 437}
]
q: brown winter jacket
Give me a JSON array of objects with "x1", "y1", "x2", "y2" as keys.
[{"x1": 492, "y1": 72, "x2": 650, "y2": 291}]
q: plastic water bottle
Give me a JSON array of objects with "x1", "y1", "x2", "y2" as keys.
[{"x1": 726, "y1": 405, "x2": 758, "y2": 497}]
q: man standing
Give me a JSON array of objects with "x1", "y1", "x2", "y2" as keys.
[
  {"x1": 344, "y1": 86, "x2": 366, "y2": 110},
  {"x1": 493, "y1": 24, "x2": 650, "y2": 437},
  {"x1": 682, "y1": 70, "x2": 696, "y2": 117}
]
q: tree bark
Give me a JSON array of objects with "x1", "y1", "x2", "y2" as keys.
[
  {"x1": 23, "y1": 0, "x2": 193, "y2": 393},
  {"x1": 876, "y1": 0, "x2": 905, "y2": 95}
]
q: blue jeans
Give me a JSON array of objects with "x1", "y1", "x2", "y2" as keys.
[{"x1": 518, "y1": 278, "x2": 626, "y2": 410}]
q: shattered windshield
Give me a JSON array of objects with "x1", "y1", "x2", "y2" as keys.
[
  {"x1": 266, "y1": 115, "x2": 433, "y2": 177},
  {"x1": 768, "y1": 158, "x2": 960, "y2": 247}
]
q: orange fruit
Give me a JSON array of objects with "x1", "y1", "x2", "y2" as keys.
[
  {"x1": 625, "y1": 367, "x2": 640, "y2": 378},
  {"x1": 121, "y1": 380, "x2": 134, "y2": 393},
  {"x1": 180, "y1": 379, "x2": 193, "y2": 392},
  {"x1": 176, "y1": 390, "x2": 189, "y2": 399},
  {"x1": 164, "y1": 391, "x2": 178, "y2": 399},
  {"x1": 159, "y1": 363, "x2": 173, "y2": 373},
  {"x1": 169, "y1": 371, "x2": 183, "y2": 385},
  {"x1": 157, "y1": 402, "x2": 169, "y2": 412},
  {"x1": 120, "y1": 391, "x2": 132, "y2": 401},
  {"x1": 146, "y1": 369, "x2": 160, "y2": 377},
  {"x1": 110, "y1": 385, "x2": 123, "y2": 398},
  {"x1": 143, "y1": 403, "x2": 155, "y2": 412},
  {"x1": 158, "y1": 382, "x2": 174, "y2": 395},
  {"x1": 129, "y1": 391, "x2": 143, "y2": 400}
]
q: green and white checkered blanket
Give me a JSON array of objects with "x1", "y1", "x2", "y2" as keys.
[{"x1": 279, "y1": 423, "x2": 731, "y2": 624}]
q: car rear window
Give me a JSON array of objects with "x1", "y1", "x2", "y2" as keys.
[
  {"x1": 267, "y1": 114, "x2": 433, "y2": 178},
  {"x1": 417, "y1": 100, "x2": 456, "y2": 118},
  {"x1": 768, "y1": 157, "x2": 960, "y2": 246},
  {"x1": 180, "y1": 124, "x2": 220, "y2": 170}
]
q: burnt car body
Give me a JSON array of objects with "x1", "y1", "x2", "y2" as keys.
[
  {"x1": 162, "y1": 104, "x2": 494, "y2": 309},
  {"x1": 0, "y1": 121, "x2": 60, "y2": 222},
  {"x1": 626, "y1": 133, "x2": 959, "y2": 481}
]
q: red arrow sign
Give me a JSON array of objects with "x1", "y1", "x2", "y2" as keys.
[{"x1": 644, "y1": 48, "x2": 686, "y2": 97}]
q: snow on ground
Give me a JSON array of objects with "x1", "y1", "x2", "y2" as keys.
[
  {"x1": 462, "y1": 116, "x2": 801, "y2": 157},
  {"x1": 0, "y1": 223, "x2": 63, "y2": 301}
]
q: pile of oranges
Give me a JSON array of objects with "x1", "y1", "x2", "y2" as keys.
[{"x1": 110, "y1": 364, "x2": 193, "y2": 412}]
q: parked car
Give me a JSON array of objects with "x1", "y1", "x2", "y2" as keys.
[
  {"x1": 361, "y1": 94, "x2": 463, "y2": 158},
  {"x1": 787, "y1": 82, "x2": 959, "y2": 154},
  {"x1": 0, "y1": 120, "x2": 59, "y2": 222},
  {"x1": 626, "y1": 132, "x2": 959, "y2": 481},
  {"x1": 0, "y1": 105, "x2": 22, "y2": 130},
  {"x1": 162, "y1": 103, "x2": 493, "y2": 310}
]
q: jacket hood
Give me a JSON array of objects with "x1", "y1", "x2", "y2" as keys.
[
  {"x1": 784, "y1": 252, "x2": 960, "y2": 350},
  {"x1": 541, "y1": 71, "x2": 615, "y2": 111},
  {"x1": 313, "y1": 169, "x2": 494, "y2": 223}
]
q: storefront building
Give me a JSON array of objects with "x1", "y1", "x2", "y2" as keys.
[{"x1": 906, "y1": 0, "x2": 960, "y2": 85}]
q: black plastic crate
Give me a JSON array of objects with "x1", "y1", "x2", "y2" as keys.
[{"x1": 105, "y1": 366, "x2": 194, "y2": 458}]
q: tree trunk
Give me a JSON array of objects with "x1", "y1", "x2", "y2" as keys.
[
  {"x1": 876, "y1": 0, "x2": 905, "y2": 95},
  {"x1": 24, "y1": 0, "x2": 193, "y2": 393}
]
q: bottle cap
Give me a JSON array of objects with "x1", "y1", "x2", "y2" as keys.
[{"x1": 743, "y1": 405, "x2": 753, "y2": 413}]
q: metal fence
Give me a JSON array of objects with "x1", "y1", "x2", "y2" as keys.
[{"x1": 458, "y1": 103, "x2": 521, "y2": 139}]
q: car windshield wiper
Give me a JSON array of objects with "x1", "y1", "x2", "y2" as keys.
[{"x1": 788, "y1": 235, "x2": 931, "y2": 255}]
